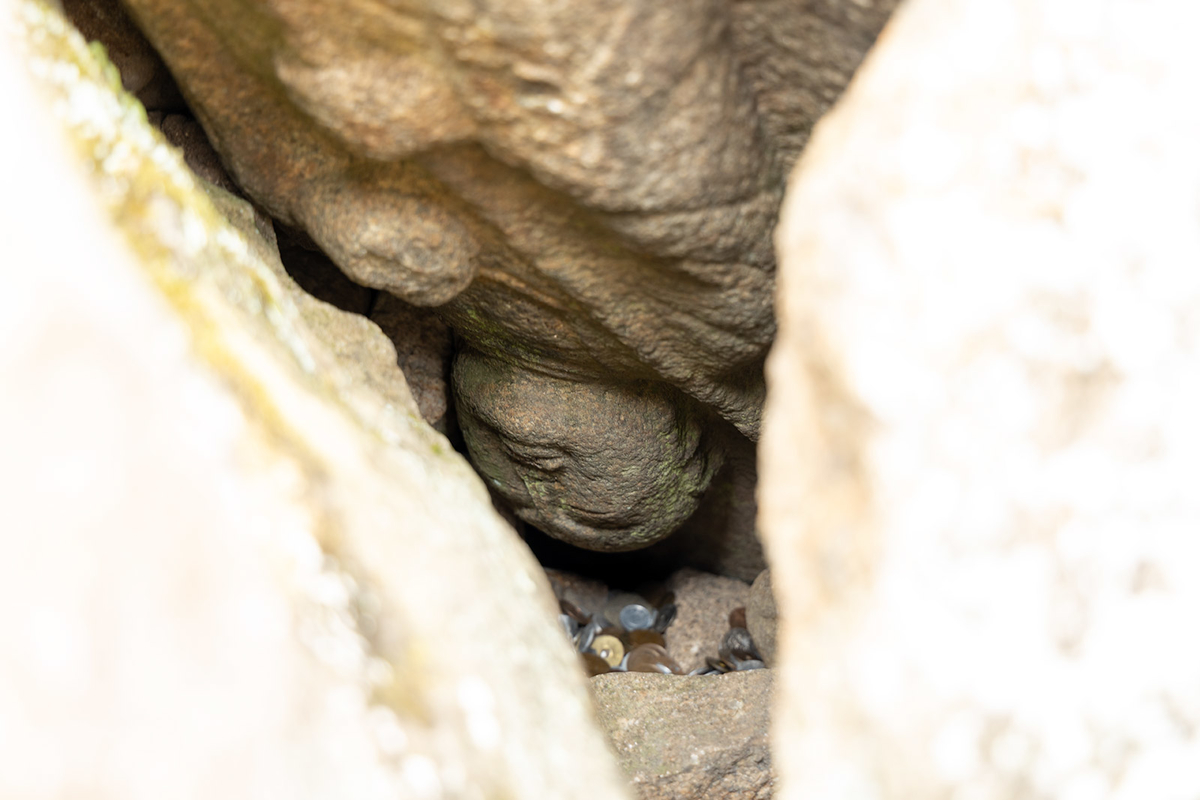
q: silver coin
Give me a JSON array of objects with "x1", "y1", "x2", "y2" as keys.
[
  {"x1": 618, "y1": 603, "x2": 656, "y2": 632},
  {"x1": 575, "y1": 619, "x2": 602, "y2": 653}
]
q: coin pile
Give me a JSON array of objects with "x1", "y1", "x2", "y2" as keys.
[
  {"x1": 559, "y1": 591, "x2": 681, "y2": 676},
  {"x1": 690, "y1": 607, "x2": 767, "y2": 675},
  {"x1": 559, "y1": 591, "x2": 767, "y2": 677}
]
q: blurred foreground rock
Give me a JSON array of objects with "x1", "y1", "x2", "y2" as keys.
[
  {"x1": 762, "y1": 0, "x2": 1200, "y2": 797},
  {"x1": 592, "y1": 671, "x2": 773, "y2": 800},
  {"x1": 0, "y1": 4, "x2": 629, "y2": 799}
]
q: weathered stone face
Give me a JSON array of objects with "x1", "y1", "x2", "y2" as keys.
[
  {"x1": 114, "y1": 0, "x2": 896, "y2": 549},
  {"x1": 454, "y1": 348, "x2": 721, "y2": 550}
]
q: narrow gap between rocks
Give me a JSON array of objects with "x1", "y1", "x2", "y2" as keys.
[{"x1": 55, "y1": 0, "x2": 891, "y2": 794}]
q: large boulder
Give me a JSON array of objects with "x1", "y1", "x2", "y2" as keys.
[
  {"x1": 762, "y1": 0, "x2": 1200, "y2": 797},
  {"x1": 113, "y1": 0, "x2": 896, "y2": 551},
  {"x1": 0, "y1": 5, "x2": 630, "y2": 798}
]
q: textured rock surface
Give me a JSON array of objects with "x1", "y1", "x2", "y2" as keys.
[
  {"x1": 371, "y1": 293, "x2": 455, "y2": 435},
  {"x1": 592, "y1": 671, "x2": 773, "y2": 800},
  {"x1": 511, "y1": 428, "x2": 765, "y2": 581},
  {"x1": 745, "y1": 570, "x2": 777, "y2": 667},
  {"x1": 761, "y1": 0, "x2": 1200, "y2": 797},
  {"x1": 454, "y1": 351, "x2": 722, "y2": 552},
  {"x1": 0, "y1": 6, "x2": 630, "y2": 799},
  {"x1": 664, "y1": 569, "x2": 751, "y2": 674},
  {"x1": 114, "y1": 0, "x2": 896, "y2": 550}
]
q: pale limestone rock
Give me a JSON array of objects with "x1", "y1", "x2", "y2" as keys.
[
  {"x1": 762, "y1": 0, "x2": 1200, "y2": 798},
  {"x1": 0, "y1": 5, "x2": 630, "y2": 799}
]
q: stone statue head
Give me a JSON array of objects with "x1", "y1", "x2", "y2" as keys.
[{"x1": 453, "y1": 348, "x2": 722, "y2": 552}]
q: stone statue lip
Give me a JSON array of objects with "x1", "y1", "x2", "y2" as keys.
[{"x1": 513, "y1": 502, "x2": 682, "y2": 553}]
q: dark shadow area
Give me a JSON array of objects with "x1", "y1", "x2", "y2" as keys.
[{"x1": 275, "y1": 224, "x2": 377, "y2": 317}]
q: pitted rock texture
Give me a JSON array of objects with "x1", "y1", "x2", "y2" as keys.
[
  {"x1": 454, "y1": 349, "x2": 722, "y2": 552},
  {"x1": 591, "y1": 671, "x2": 774, "y2": 800},
  {"x1": 115, "y1": 0, "x2": 897, "y2": 551}
]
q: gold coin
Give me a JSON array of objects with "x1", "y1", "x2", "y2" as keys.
[{"x1": 590, "y1": 634, "x2": 625, "y2": 667}]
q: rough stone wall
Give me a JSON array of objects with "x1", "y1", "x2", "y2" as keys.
[
  {"x1": 761, "y1": 0, "x2": 1200, "y2": 797},
  {"x1": 0, "y1": 4, "x2": 630, "y2": 798}
]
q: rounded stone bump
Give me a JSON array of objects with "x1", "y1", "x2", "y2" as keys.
[{"x1": 302, "y1": 173, "x2": 479, "y2": 306}]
